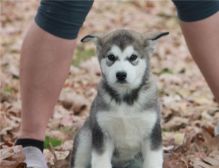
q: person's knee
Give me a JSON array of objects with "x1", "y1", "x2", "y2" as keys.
[
  {"x1": 172, "y1": 0, "x2": 219, "y2": 22},
  {"x1": 35, "y1": 0, "x2": 94, "y2": 39}
]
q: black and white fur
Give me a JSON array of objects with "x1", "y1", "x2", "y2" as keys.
[{"x1": 70, "y1": 29, "x2": 169, "y2": 168}]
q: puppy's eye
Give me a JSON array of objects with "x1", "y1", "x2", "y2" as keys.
[
  {"x1": 107, "y1": 54, "x2": 117, "y2": 62},
  {"x1": 129, "y1": 54, "x2": 138, "y2": 62}
]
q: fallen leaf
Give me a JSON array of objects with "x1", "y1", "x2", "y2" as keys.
[{"x1": 0, "y1": 145, "x2": 26, "y2": 168}]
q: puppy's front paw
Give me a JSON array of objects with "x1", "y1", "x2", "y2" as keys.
[
  {"x1": 144, "y1": 164, "x2": 163, "y2": 168},
  {"x1": 143, "y1": 160, "x2": 163, "y2": 168},
  {"x1": 91, "y1": 161, "x2": 112, "y2": 168},
  {"x1": 143, "y1": 159, "x2": 163, "y2": 168}
]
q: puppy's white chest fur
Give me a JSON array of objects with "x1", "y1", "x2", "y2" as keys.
[{"x1": 97, "y1": 104, "x2": 157, "y2": 160}]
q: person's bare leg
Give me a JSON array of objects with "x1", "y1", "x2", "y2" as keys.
[
  {"x1": 179, "y1": 12, "x2": 219, "y2": 102},
  {"x1": 19, "y1": 22, "x2": 76, "y2": 140}
]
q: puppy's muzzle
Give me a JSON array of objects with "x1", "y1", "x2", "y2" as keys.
[{"x1": 116, "y1": 71, "x2": 127, "y2": 83}]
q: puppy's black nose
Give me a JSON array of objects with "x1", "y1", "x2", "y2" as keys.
[{"x1": 116, "y1": 71, "x2": 127, "y2": 81}]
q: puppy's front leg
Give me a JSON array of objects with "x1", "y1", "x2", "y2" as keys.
[
  {"x1": 142, "y1": 144, "x2": 163, "y2": 168},
  {"x1": 142, "y1": 122, "x2": 163, "y2": 168},
  {"x1": 91, "y1": 138, "x2": 114, "y2": 168},
  {"x1": 91, "y1": 124, "x2": 114, "y2": 168}
]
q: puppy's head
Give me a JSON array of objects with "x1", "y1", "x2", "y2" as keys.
[{"x1": 81, "y1": 29, "x2": 168, "y2": 91}]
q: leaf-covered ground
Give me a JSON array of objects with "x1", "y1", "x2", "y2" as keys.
[{"x1": 1, "y1": 1, "x2": 219, "y2": 168}]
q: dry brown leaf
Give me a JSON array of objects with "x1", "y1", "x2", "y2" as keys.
[
  {"x1": 1, "y1": 1, "x2": 219, "y2": 167},
  {"x1": 80, "y1": 57, "x2": 100, "y2": 76},
  {"x1": 193, "y1": 151, "x2": 219, "y2": 168},
  {"x1": 164, "y1": 116, "x2": 188, "y2": 131},
  {"x1": 164, "y1": 153, "x2": 187, "y2": 168},
  {"x1": 47, "y1": 145, "x2": 70, "y2": 168},
  {"x1": 0, "y1": 145, "x2": 26, "y2": 168},
  {"x1": 163, "y1": 132, "x2": 185, "y2": 145},
  {"x1": 59, "y1": 89, "x2": 88, "y2": 115}
]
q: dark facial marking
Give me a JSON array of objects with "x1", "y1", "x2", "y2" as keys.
[
  {"x1": 111, "y1": 33, "x2": 135, "y2": 50},
  {"x1": 106, "y1": 54, "x2": 118, "y2": 66},
  {"x1": 126, "y1": 54, "x2": 139, "y2": 66},
  {"x1": 107, "y1": 54, "x2": 117, "y2": 62},
  {"x1": 129, "y1": 54, "x2": 138, "y2": 62}
]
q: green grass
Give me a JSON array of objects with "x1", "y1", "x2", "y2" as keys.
[
  {"x1": 72, "y1": 46, "x2": 95, "y2": 66},
  {"x1": 159, "y1": 67, "x2": 173, "y2": 74},
  {"x1": 44, "y1": 136, "x2": 62, "y2": 149},
  {"x1": 3, "y1": 85, "x2": 15, "y2": 94}
]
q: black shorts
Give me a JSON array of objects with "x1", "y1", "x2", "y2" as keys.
[
  {"x1": 35, "y1": 0, "x2": 94, "y2": 39},
  {"x1": 172, "y1": 0, "x2": 219, "y2": 22},
  {"x1": 35, "y1": 0, "x2": 219, "y2": 40}
]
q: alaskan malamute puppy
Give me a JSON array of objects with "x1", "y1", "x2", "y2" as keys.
[{"x1": 70, "y1": 29, "x2": 168, "y2": 168}]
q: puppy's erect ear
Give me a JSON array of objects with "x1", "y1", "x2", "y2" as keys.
[
  {"x1": 81, "y1": 33, "x2": 104, "y2": 54},
  {"x1": 81, "y1": 33, "x2": 104, "y2": 45},
  {"x1": 144, "y1": 32, "x2": 169, "y2": 54},
  {"x1": 81, "y1": 35, "x2": 98, "y2": 43},
  {"x1": 146, "y1": 32, "x2": 169, "y2": 41}
]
